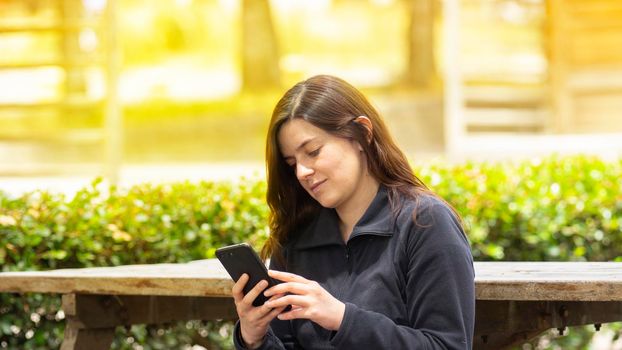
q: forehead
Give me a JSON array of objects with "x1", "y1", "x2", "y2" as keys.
[{"x1": 277, "y1": 119, "x2": 329, "y2": 156}]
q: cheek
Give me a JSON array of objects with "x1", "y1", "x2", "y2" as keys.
[
  {"x1": 322, "y1": 146, "x2": 363, "y2": 182},
  {"x1": 317, "y1": 147, "x2": 346, "y2": 173}
]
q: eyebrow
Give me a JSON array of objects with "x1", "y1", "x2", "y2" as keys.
[{"x1": 282, "y1": 137, "x2": 317, "y2": 160}]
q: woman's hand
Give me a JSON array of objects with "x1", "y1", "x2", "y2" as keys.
[
  {"x1": 263, "y1": 270, "x2": 346, "y2": 331},
  {"x1": 232, "y1": 274, "x2": 286, "y2": 349}
]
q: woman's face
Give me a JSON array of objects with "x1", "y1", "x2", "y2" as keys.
[{"x1": 278, "y1": 118, "x2": 372, "y2": 212}]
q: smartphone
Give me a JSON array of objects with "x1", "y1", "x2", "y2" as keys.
[{"x1": 216, "y1": 243, "x2": 277, "y2": 307}]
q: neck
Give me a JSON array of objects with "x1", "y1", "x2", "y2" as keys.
[{"x1": 336, "y1": 176, "x2": 380, "y2": 242}]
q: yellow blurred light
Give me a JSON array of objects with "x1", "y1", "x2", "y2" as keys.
[{"x1": 271, "y1": 0, "x2": 332, "y2": 14}]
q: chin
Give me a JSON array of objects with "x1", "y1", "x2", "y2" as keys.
[
  {"x1": 315, "y1": 195, "x2": 340, "y2": 209},
  {"x1": 307, "y1": 186, "x2": 341, "y2": 209}
]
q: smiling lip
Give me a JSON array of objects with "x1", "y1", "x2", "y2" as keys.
[{"x1": 310, "y1": 180, "x2": 326, "y2": 193}]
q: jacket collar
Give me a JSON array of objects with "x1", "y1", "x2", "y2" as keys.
[{"x1": 292, "y1": 185, "x2": 395, "y2": 250}]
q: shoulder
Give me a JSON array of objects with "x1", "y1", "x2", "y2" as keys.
[
  {"x1": 395, "y1": 191, "x2": 469, "y2": 250},
  {"x1": 397, "y1": 191, "x2": 457, "y2": 226}
]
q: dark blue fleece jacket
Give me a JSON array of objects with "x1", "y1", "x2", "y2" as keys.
[{"x1": 235, "y1": 186, "x2": 475, "y2": 349}]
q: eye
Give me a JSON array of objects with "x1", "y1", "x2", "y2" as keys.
[{"x1": 308, "y1": 147, "x2": 321, "y2": 157}]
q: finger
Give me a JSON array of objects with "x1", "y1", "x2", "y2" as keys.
[
  {"x1": 253, "y1": 292, "x2": 285, "y2": 314},
  {"x1": 231, "y1": 274, "x2": 249, "y2": 303},
  {"x1": 255, "y1": 299, "x2": 276, "y2": 318},
  {"x1": 268, "y1": 270, "x2": 309, "y2": 283},
  {"x1": 242, "y1": 279, "x2": 269, "y2": 306},
  {"x1": 277, "y1": 306, "x2": 307, "y2": 321},
  {"x1": 264, "y1": 282, "x2": 310, "y2": 297},
  {"x1": 249, "y1": 292, "x2": 286, "y2": 321},
  {"x1": 268, "y1": 293, "x2": 285, "y2": 301},
  {"x1": 261, "y1": 291, "x2": 287, "y2": 308},
  {"x1": 261, "y1": 304, "x2": 288, "y2": 322},
  {"x1": 264, "y1": 294, "x2": 308, "y2": 309}
]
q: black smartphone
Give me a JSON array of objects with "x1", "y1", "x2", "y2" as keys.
[{"x1": 216, "y1": 243, "x2": 277, "y2": 307}]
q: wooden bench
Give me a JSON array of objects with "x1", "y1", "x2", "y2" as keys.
[{"x1": 1, "y1": 260, "x2": 621, "y2": 349}]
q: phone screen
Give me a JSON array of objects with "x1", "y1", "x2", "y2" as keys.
[{"x1": 216, "y1": 243, "x2": 275, "y2": 307}]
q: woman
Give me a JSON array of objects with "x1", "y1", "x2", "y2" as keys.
[{"x1": 231, "y1": 75, "x2": 474, "y2": 349}]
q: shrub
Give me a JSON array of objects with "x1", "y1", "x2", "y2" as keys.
[
  {"x1": 0, "y1": 178, "x2": 267, "y2": 350},
  {"x1": 419, "y1": 155, "x2": 622, "y2": 262}
]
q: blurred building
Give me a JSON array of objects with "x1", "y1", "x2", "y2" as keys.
[
  {"x1": 444, "y1": 0, "x2": 622, "y2": 160},
  {"x1": 0, "y1": 0, "x2": 120, "y2": 180},
  {"x1": 0, "y1": 0, "x2": 621, "y2": 182}
]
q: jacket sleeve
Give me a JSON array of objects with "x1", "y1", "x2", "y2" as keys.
[
  {"x1": 233, "y1": 324, "x2": 288, "y2": 350},
  {"x1": 233, "y1": 249, "x2": 300, "y2": 350},
  {"x1": 329, "y1": 201, "x2": 476, "y2": 349}
]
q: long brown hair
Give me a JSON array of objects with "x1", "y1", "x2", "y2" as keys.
[{"x1": 262, "y1": 75, "x2": 456, "y2": 261}]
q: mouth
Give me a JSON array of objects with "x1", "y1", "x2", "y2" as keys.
[{"x1": 309, "y1": 180, "x2": 326, "y2": 193}]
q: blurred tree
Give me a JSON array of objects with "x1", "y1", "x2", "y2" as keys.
[
  {"x1": 404, "y1": 0, "x2": 437, "y2": 89},
  {"x1": 59, "y1": 0, "x2": 88, "y2": 98},
  {"x1": 156, "y1": 13, "x2": 186, "y2": 52},
  {"x1": 241, "y1": 0, "x2": 280, "y2": 91}
]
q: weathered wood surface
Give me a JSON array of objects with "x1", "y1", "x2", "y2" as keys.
[
  {"x1": 1, "y1": 261, "x2": 622, "y2": 301},
  {"x1": 474, "y1": 300, "x2": 622, "y2": 349},
  {"x1": 0, "y1": 259, "x2": 232, "y2": 297},
  {"x1": 474, "y1": 262, "x2": 622, "y2": 301},
  {"x1": 61, "y1": 294, "x2": 237, "y2": 328},
  {"x1": 2, "y1": 260, "x2": 622, "y2": 350}
]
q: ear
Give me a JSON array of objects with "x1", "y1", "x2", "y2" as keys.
[{"x1": 353, "y1": 116, "x2": 373, "y2": 144}]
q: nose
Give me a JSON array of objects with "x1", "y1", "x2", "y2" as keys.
[{"x1": 296, "y1": 162, "x2": 314, "y2": 180}]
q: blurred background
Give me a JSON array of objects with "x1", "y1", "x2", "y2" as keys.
[
  {"x1": 1, "y1": 1, "x2": 622, "y2": 349},
  {"x1": 0, "y1": 0, "x2": 621, "y2": 191}
]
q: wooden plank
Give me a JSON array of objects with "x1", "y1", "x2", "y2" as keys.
[
  {"x1": 475, "y1": 328, "x2": 547, "y2": 350},
  {"x1": 0, "y1": 259, "x2": 234, "y2": 297},
  {"x1": 573, "y1": 93, "x2": 622, "y2": 132},
  {"x1": 2, "y1": 260, "x2": 622, "y2": 301},
  {"x1": 454, "y1": 133, "x2": 622, "y2": 161},
  {"x1": 476, "y1": 300, "x2": 622, "y2": 335},
  {"x1": 464, "y1": 86, "x2": 546, "y2": 109},
  {"x1": 0, "y1": 162, "x2": 103, "y2": 177},
  {"x1": 571, "y1": 34, "x2": 622, "y2": 65},
  {"x1": 566, "y1": 1, "x2": 622, "y2": 14},
  {"x1": 567, "y1": 17, "x2": 622, "y2": 31},
  {"x1": 474, "y1": 300, "x2": 622, "y2": 349},
  {"x1": 475, "y1": 262, "x2": 622, "y2": 301},
  {"x1": 56, "y1": 275, "x2": 237, "y2": 348},
  {"x1": 465, "y1": 109, "x2": 546, "y2": 128},
  {"x1": 61, "y1": 323, "x2": 114, "y2": 350},
  {"x1": 62, "y1": 294, "x2": 237, "y2": 328},
  {"x1": 0, "y1": 129, "x2": 104, "y2": 143},
  {"x1": 475, "y1": 262, "x2": 622, "y2": 283},
  {"x1": 568, "y1": 69, "x2": 622, "y2": 91}
]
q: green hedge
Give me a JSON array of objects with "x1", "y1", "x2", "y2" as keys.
[
  {"x1": 423, "y1": 155, "x2": 622, "y2": 262},
  {"x1": 0, "y1": 179, "x2": 268, "y2": 349},
  {"x1": 1, "y1": 155, "x2": 621, "y2": 349}
]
